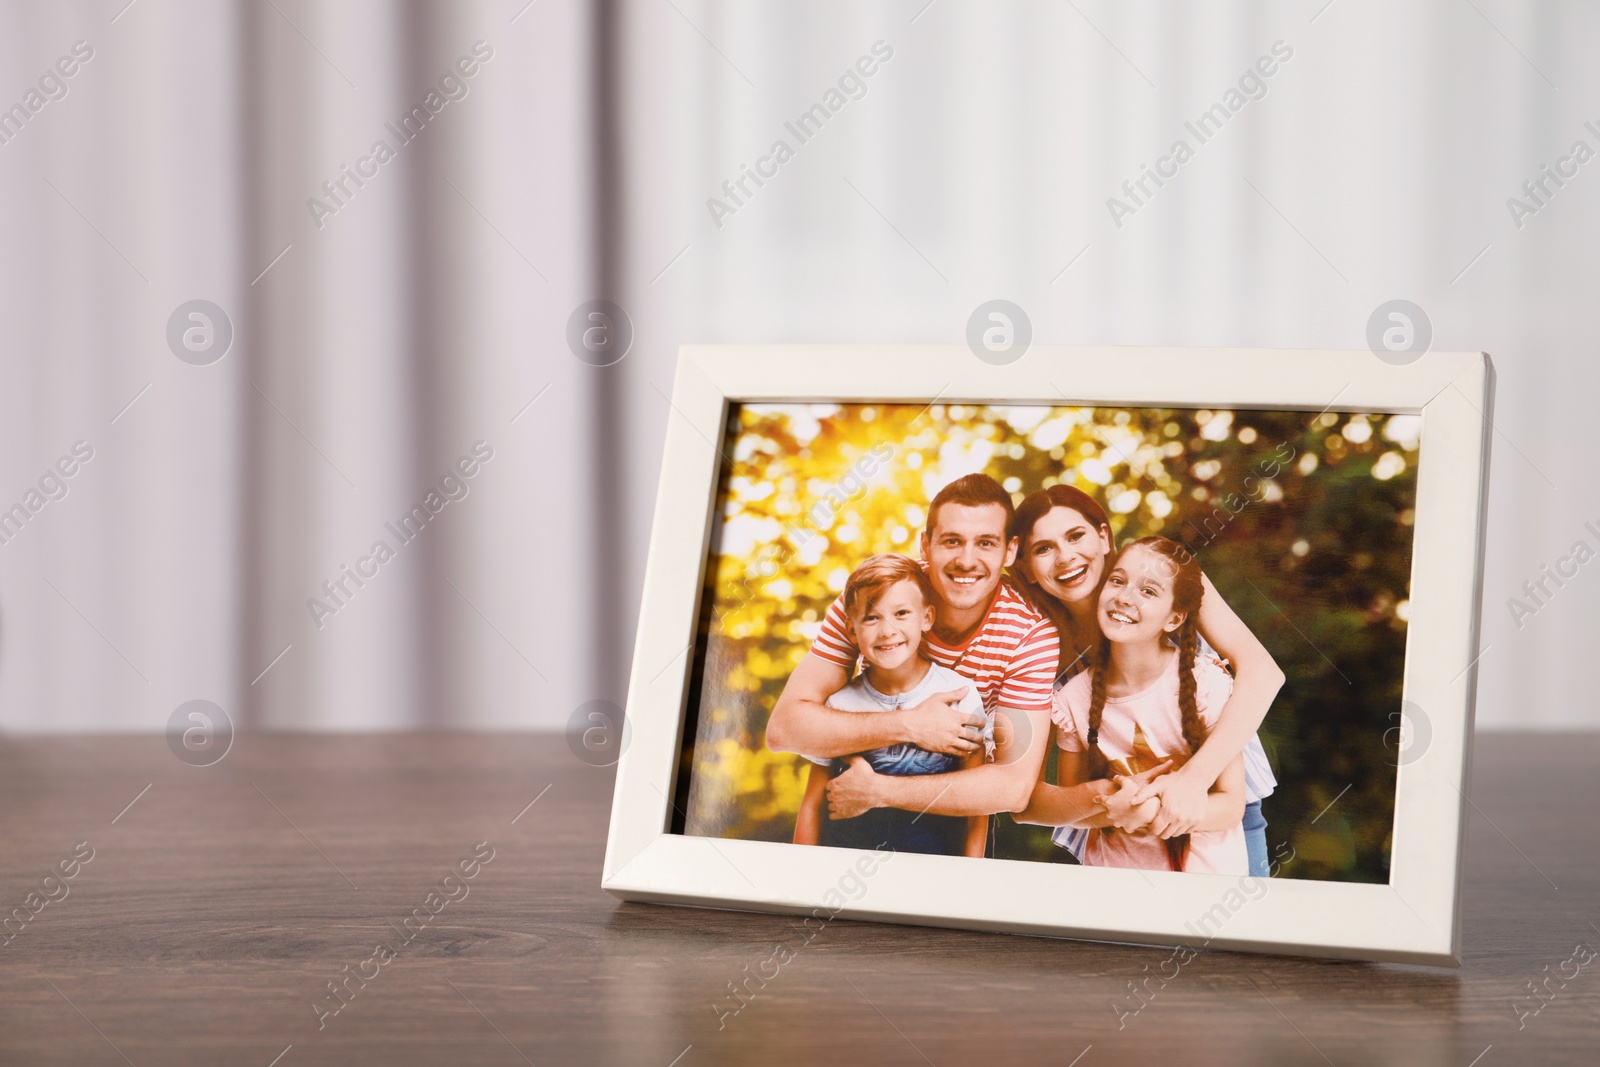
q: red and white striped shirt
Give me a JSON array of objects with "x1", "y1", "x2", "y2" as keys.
[{"x1": 810, "y1": 579, "x2": 1059, "y2": 713}]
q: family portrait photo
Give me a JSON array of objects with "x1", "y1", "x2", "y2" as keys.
[{"x1": 674, "y1": 400, "x2": 1422, "y2": 883}]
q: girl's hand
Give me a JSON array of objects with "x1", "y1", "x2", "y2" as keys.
[
  {"x1": 1129, "y1": 769, "x2": 1209, "y2": 838},
  {"x1": 1119, "y1": 760, "x2": 1174, "y2": 793},
  {"x1": 1098, "y1": 761, "x2": 1172, "y2": 833},
  {"x1": 1125, "y1": 797, "x2": 1161, "y2": 835},
  {"x1": 825, "y1": 757, "x2": 882, "y2": 820},
  {"x1": 1096, "y1": 779, "x2": 1158, "y2": 834}
]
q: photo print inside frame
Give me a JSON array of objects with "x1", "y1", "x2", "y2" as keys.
[{"x1": 673, "y1": 401, "x2": 1421, "y2": 884}]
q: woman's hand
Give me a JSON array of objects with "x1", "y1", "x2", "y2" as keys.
[{"x1": 825, "y1": 757, "x2": 883, "y2": 820}]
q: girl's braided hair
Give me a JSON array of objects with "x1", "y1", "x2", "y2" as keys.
[{"x1": 1084, "y1": 537, "x2": 1206, "y2": 870}]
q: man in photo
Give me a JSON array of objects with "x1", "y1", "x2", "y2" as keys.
[{"x1": 766, "y1": 473, "x2": 1061, "y2": 836}]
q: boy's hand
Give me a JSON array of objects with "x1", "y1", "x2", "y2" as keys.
[
  {"x1": 902, "y1": 688, "x2": 985, "y2": 757},
  {"x1": 825, "y1": 757, "x2": 883, "y2": 820}
]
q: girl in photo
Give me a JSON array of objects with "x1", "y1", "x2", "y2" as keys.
[
  {"x1": 1008, "y1": 486, "x2": 1282, "y2": 875},
  {"x1": 1022, "y1": 537, "x2": 1247, "y2": 874}
]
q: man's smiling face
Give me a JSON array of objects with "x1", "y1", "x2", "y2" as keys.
[{"x1": 921, "y1": 501, "x2": 1016, "y2": 615}]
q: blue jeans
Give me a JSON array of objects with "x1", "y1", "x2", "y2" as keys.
[
  {"x1": 819, "y1": 756, "x2": 969, "y2": 856},
  {"x1": 1243, "y1": 800, "x2": 1268, "y2": 878},
  {"x1": 856, "y1": 742, "x2": 960, "y2": 777},
  {"x1": 819, "y1": 804, "x2": 968, "y2": 856}
]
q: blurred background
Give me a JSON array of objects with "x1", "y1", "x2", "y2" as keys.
[
  {"x1": 0, "y1": 0, "x2": 1592, "y2": 735},
  {"x1": 680, "y1": 403, "x2": 1416, "y2": 881}
]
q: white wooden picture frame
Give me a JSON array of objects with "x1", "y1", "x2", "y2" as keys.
[{"x1": 602, "y1": 344, "x2": 1493, "y2": 966}]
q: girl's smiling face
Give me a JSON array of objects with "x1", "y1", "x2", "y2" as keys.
[
  {"x1": 1098, "y1": 542, "x2": 1187, "y2": 644},
  {"x1": 1023, "y1": 505, "x2": 1113, "y2": 607}
]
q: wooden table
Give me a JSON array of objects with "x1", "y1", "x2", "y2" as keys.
[{"x1": 0, "y1": 733, "x2": 1593, "y2": 1066}]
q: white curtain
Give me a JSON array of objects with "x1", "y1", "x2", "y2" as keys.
[
  {"x1": 0, "y1": 1, "x2": 1590, "y2": 731},
  {"x1": 0, "y1": 0, "x2": 613, "y2": 731}
]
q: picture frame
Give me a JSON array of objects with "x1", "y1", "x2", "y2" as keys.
[{"x1": 602, "y1": 344, "x2": 1494, "y2": 966}]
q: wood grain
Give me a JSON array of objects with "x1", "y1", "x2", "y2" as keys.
[{"x1": 0, "y1": 733, "x2": 1595, "y2": 1066}]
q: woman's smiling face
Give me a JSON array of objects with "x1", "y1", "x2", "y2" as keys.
[
  {"x1": 1097, "y1": 542, "x2": 1185, "y2": 644},
  {"x1": 1023, "y1": 505, "x2": 1113, "y2": 607}
]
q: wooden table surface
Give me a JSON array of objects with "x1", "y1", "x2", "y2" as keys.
[{"x1": 0, "y1": 732, "x2": 1594, "y2": 1066}]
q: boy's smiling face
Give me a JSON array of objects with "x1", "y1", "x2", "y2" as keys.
[
  {"x1": 848, "y1": 578, "x2": 934, "y2": 672},
  {"x1": 1098, "y1": 543, "x2": 1186, "y2": 644}
]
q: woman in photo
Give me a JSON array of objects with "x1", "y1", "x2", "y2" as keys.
[{"x1": 1007, "y1": 485, "x2": 1284, "y2": 874}]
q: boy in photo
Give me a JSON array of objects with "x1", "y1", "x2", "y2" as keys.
[{"x1": 792, "y1": 554, "x2": 991, "y2": 857}]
